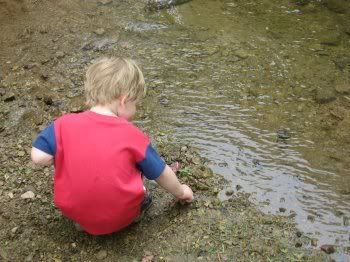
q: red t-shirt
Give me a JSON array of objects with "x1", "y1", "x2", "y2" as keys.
[{"x1": 33, "y1": 111, "x2": 165, "y2": 235}]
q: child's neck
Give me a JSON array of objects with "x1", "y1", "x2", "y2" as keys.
[{"x1": 90, "y1": 105, "x2": 118, "y2": 117}]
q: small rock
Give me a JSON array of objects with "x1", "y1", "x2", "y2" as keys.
[
  {"x1": 23, "y1": 63, "x2": 38, "y2": 70},
  {"x1": 320, "y1": 244, "x2": 336, "y2": 254},
  {"x1": 180, "y1": 146, "x2": 188, "y2": 152},
  {"x1": 99, "y1": 0, "x2": 112, "y2": 4},
  {"x1": 307, "y1": 215, "x2": 315, "y2": 222},
  {"x1": 55, "y1": 51, "x2": 65, "y2": 59},
  {"x1": 335, "y1": 83, "x2": 350, "y2": 94},
  {"x1": 225, "y1": 189, "x2": 234, "y2": 196},
  {"x1": 236, "y1": 184, "x2": 242, "y2": 191},
  {"x1": 315, "y1": 88, "x2": 336, "y2": 104},
  {"x1": 94, "y1": 28, "x2": 105, "y2": 35},
  {"x1": 41, "y1": 73, "x2": 49, "y2": 81},
  {"x1": 17, "y1": 150, "x2": 26, "y2": 157},
  {"x1": 234, "y1": 49, "x2": 250, "y2": 59},
  {"x1": 21, "y1": 191, "x2": 35, "y2": 199},
  {"x1": 3, "y1": 93, "x2": 15, "y2": 102},
  {"x1": 43, "y1": 96, "x2": 53, "y2": 106},
  {"x1": 279, "y1": 207, "x2": 286, "y2": 213},
  {"x1": 296, "y1": 231, "x2": 302, "y2": 237},
  {"x1": 8, "y1": 192, "x2": 14, "y2": 199},
  {"x1": 276, "y1": 129, "x2": 290, "y2": 140},
  {"x1": 11, "y1": 226, "x2": 19, "y2": 234},
  {"x1": 96, "y1": 250, "x2": 107, "y2": 260},
  {"x1": 311, "y1": 238, "x2": 318, "y2": 247},
  {"x1": 288, "y1": 210, "x2": 297, "y2": 218},
  {"x1": 25, "y1": 254, "x2": 33, "y2": 262}
]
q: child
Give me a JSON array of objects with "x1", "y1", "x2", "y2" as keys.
[{"x1": 31, "y1": 57, "x2": 193, "y2": 235}]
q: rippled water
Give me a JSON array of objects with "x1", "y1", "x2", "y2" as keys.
[{"x1": 120, "y1": 0, "x2": 350, "y2": 254}]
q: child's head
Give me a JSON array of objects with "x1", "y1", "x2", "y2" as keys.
[{"x1": 84, "y1": 57, "x2": 146, "y2": 107}]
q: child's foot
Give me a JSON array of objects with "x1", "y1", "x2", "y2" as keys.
[
  {"x1": 134, "y1": 193, "x2": 153, "y2": 223},
  {"x1": 141, "y1": 193, "x2": 153, "y2": 212}
]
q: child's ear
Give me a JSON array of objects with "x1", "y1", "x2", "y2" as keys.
[{"x1": 119, "y1": 95, "x2": 128, "y2": 107}]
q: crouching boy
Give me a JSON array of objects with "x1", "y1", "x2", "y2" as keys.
[{"x1": 31, "y1": 57, "x2": 193, "y2": 235}]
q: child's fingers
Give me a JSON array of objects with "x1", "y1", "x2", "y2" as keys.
[{"x1": 170, "y1": 161, "x2": 181, "y2": 173}]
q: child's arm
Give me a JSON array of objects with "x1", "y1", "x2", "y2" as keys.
[
  {"x1": 31, "y1": 147, "x2": 54, "y2": 165},
  {"x1": 31, "y1": 122, "x2": 56, "y2": 166},
  {"x1": 156, "y1": 165, "x2": 193, "y2": 202}
]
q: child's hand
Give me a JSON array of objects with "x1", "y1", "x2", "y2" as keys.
[
  {"x1": 170, "y1": 161, "x2": 181, "y2": 173},
  {"x1": 177, "y1": 184, "x2": 194, "y2": 202}
]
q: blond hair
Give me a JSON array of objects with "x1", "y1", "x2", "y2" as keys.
[{"x1": 84, "y1": 57, "x2": 146, "y2": 106}]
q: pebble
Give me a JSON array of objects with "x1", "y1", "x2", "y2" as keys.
[
  {"x1": 335, "y1": 83, "x2": 350, "y2": 95},
  {"x1": 41, "y1": 73, "x2": 49, "y2": 81},
  {"x1": 94, "y1": 28, "x2": 105, "y2": 35},
  {"x1": 311, "y1": 238, "x2": 318, "y2": 247},
  {"x1": 225, "y1": 189, "x2": 234, "y2": 196},
  {"x1": 21, "y1": 191, "x2": 35, "y2": 199},
  {"x1": 234, "y1": 49, "x2": 250, "y2": 59},
  {"x1": 307, "y1": 215, "x2": 315, "y2": 222},
  {"x1": 288, "y1": 211, "x2": 297, "y2": 218},
  {"x1": 25, "y1": 254, "x2": 33, "y2": 262},
  {"x1": 315, "y1": 88, "x2": 336, "y2": 104},
  {"x1": 320, "y1": 244, "x2": 336, "y2": 254},
  {"x1": 17, "y1": 151, "x2": 26, "y2": 157},
  {"x1": 295, "y1": 242, "x2": 302, "y2": 248},
  {"x1": 11, "y1": 226, "x2": 19, "y2": 234},
  {"x1": 276, "y1": 129, "x2": 290, "y2": 140},
  {"x1": 8, "y1": 192, "x2": 14, "y2": 199},
  {"x1": 296, "y1": 231, "x2": 302, "y2": 237},
  {"x1": 23, "y1": 63, "x2": 37, "y2": 70},
  {"x1": 236, "y1": 184, "x2": 242, "y2": 191},
  {"x1": 55, "y1": 51, "x2": 65, "y2": 59},
  {"x1": 3, "y1": 93, "x2": 16, "y2": 102},
  {"x1": 279, "y1": 207, "x2": 286, "y2": 213},
  {"x1": 180, "y1": 146, "x2": 188, "y2": 152},
  {"x1": 96, "y1": 250, "x2": 107, "y2": 260}
]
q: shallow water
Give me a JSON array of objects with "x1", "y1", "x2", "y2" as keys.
[
  {"x1": 1, "y1": 0, "x2": 349, "y2": 257},
  {"x1": 126, "y1": 0, "x2": 350, "y2": 253}
]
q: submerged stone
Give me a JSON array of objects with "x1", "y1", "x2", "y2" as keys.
[
  {"x1": 125, "y1": 21, "x2": 167, "y2": 32},
  {"x1": 320, "y1": 244, "x2": 336, "y2": 254},
  {"x1": 146, "y1": 0, "x2": 192, "y2": 11},
  {"x1": 276, "y1": 129, "x2": 291, "y2": 140}
]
